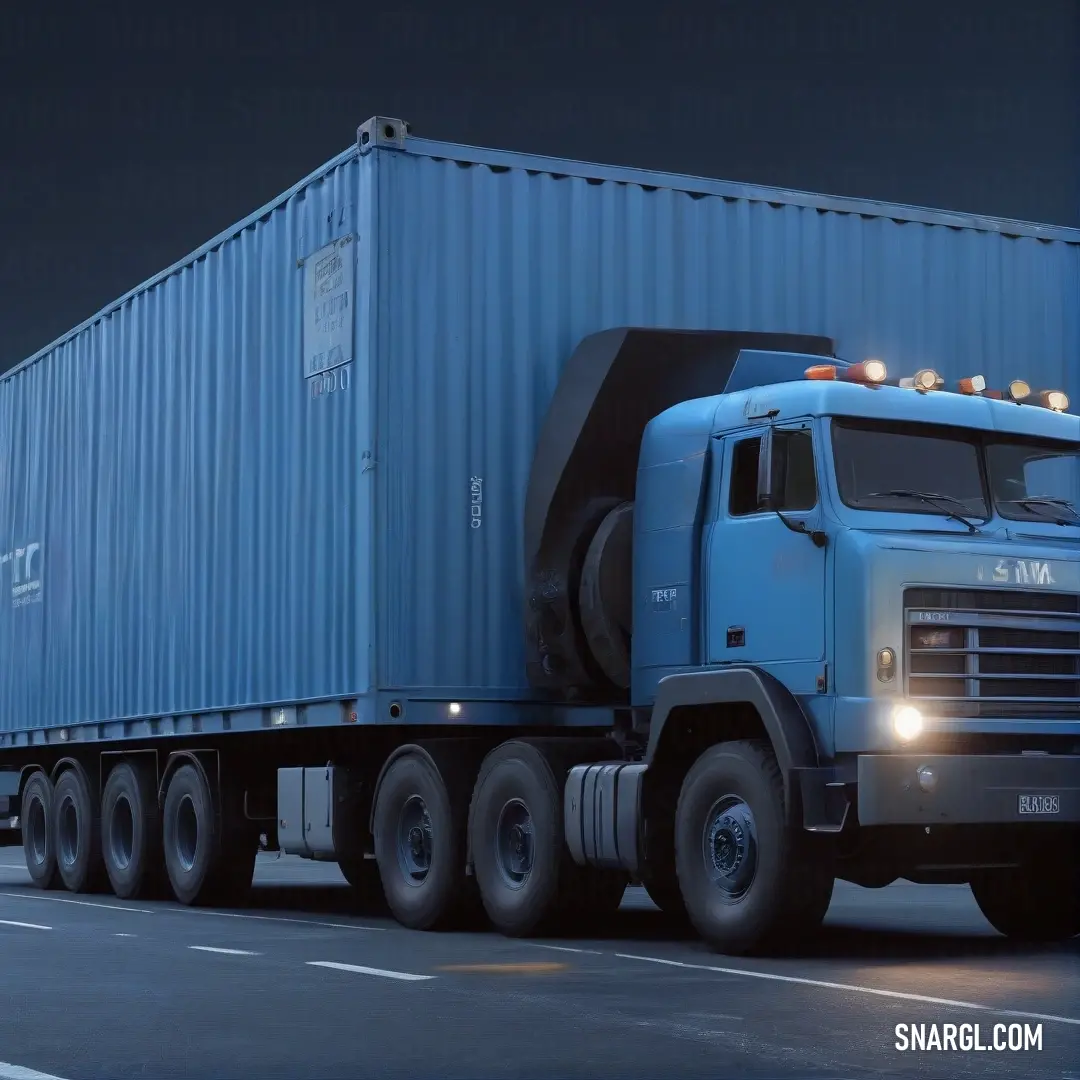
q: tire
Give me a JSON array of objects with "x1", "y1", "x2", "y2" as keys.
[
  {"x1": 162, "y1": 763, "x2": 256, "y2": 906},
  {"x1": 338, "y1": 856, "x2": 388, "y2": 915},
  {"x1": 641, "y1": 865, "x2": 689, "y2": 922},
  {"x1": 970, "y1": 858, "x2": 1080, "y2": 941},
  {"x1": 53, "y1": 768, "x2": 107, "y2": 893},
  {"x1": 101, "y1": 761, "x2": 163, "y2": 900},
  {"x1": 469, "y1": 740, "x2": 585, "y2": 937},
  {"x1": 373, "y1": 753, "x2": 469, "y2": 931},
  {"x1": 21, "y1": 771, "x2": 60, "y2": 890},
  {"x1": 675, "y1": 739, "x2": 834, "y2": 956}
]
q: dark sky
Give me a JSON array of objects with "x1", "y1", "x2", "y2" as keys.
[{"x1": 1, "y1": 1, "x2": 1077, "y2": 374}]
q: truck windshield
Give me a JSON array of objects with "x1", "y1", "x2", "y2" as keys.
[
  {"x1": 831, "y1": 419, "x2": 990, "y2": 519},
  {"x1": 986, "y1": 439, "x2": 1080, "y2": 524}
]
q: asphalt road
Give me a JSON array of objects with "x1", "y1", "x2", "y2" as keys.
[{"x1": 0, "y1": 847, "x2": 1077, "y2": 1080}]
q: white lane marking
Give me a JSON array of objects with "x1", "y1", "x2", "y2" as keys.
[
  {"x1": 615, "y1": 953, "x2": 1080, "y2": 1027},
  {"x1": 0, "y1": 919, "x2": 51, "y2": 931},
  {"x1": 184, "y1": 908, "x2": 384, "y2": 931},
  {"x1": 523, "y1": 942, "x2": 603, "y2": 955},
  {"x1": 188, "y1": 945, "x2": 260, "y2": 956},
  {"x1": 0, "y1": 891, "x2": 379, "y2": 930},
  {"x1": 0, "y1": 891, "x2": 153, "y2": 914},
  {"x1": 0, "y1": 1062, "x2": 71, "y2": 1080},
  {"x1": 113, "y1": 933, "x2": 136, "y2": 938},
  {"x1": 307, "y1": 961, "x2": 434, "y2": 982}
]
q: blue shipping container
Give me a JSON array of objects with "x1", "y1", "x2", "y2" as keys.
[{"x1": 1, "y1": 117, "x2": 1078, "y2": 742}]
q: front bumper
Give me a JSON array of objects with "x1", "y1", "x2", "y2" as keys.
[{"x1": 856, "y1": 753, "x2": 1080, "y2": 827}]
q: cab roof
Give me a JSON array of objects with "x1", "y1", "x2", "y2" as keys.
[{"x1": 643, "y1": 377, "x2": 1078, "y2": 469}]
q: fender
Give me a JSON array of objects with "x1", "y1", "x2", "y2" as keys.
[
  {"x1": 644, "y1": 667, "x2": 821, "y2": 815},
  {"x1": 158, "y1": 750, "x2": 221, "y2": 826},
  {"x1": 15, "y1": 764, "x2": 45, "y2": 796},
  {"x1": 50, "y1": 756, "x2": 96, "y2": 796}
]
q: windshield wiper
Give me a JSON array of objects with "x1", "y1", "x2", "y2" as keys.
[
  {"x1": 1000, "y1": 496, "x2": 1080, "y2": 526},
  {"x1": 862, "y1": 490, "x2": 982, "y2": 534}
]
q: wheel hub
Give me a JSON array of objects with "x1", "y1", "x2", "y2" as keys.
[
  {"x1": 495, "y1": 799, "x2": 534, "y2": 889},
  {"x1": 702, "y1": 796, "x2": 757, "y2": 902},
  {"x1": 396, "y1": 796, "x2": 433, "y2": 885}
]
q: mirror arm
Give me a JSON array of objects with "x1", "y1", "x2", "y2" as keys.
[{"x1": 773, "y1": 509, "x2": 827, "y2": 547}]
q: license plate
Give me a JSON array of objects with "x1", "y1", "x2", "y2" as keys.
[{"x1": 1018, "y1": 794, "x2": 1060, "y2": 815}]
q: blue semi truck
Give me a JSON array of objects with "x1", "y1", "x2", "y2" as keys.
[{"x1": 0, "y1": 117, "x2": 1078, "y2": 954}]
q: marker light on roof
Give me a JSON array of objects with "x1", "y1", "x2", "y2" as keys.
[
  {"x1": 1007, "y1": 379, "x2": 1031, "y2": 402},
  {"x1": 900, "y1": 369, "x2": 942, "y2": 392},
  {"x1": 1041, "y1": 390, "x2": 1069, "y2": 412},
  {"x1": 957, "y1": 375, "x2": 986, "y2": 395},
  {"x1": 845, "y1": 359, "x2": 887, "y2": 384},
  {"x1": 805, "y1": 364, "x2": 838, "y2": 381}
]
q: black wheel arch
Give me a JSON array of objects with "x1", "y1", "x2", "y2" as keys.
[
  {"x1": 158, "y1": 750, "x2": 220, "y2": 822},
  {"x1": 643, "y1": 667, "x2": 822, "y2": 822}
]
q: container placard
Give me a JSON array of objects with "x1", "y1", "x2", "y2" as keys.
[{"x1": 302, "y1": 235, "x2": 354, "y2": 379}]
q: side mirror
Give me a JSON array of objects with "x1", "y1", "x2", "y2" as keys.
[{"x1": 756, "y1": 428, "x2": 775, "y2": 510}]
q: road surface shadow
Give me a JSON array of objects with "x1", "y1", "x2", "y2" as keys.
[{"x1": 244, "y1": 880, "x2": 1079, "y2": 962}]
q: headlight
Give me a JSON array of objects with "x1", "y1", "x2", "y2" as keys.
[{"x1": 892, "y1": 705, "x2": 924, "y2": 741}]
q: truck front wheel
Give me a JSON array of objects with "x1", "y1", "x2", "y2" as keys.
[
  {"x1": 675, "y1": 739, "x2": 834, "y2": 956},
  {"x1": 970, "y1": 856, "x2": 1080, "y2": 941}
]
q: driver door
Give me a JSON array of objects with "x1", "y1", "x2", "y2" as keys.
[{"x1": 703, "y1": 422, "x2": 827, "y2": 694}]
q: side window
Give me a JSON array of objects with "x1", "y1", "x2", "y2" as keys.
[
  {"x1": 728, "y1": 429, "x2": 818, "y2": 517},
  {"x1": 729, "y1": 437, "x2": 763, "y2": 516}
]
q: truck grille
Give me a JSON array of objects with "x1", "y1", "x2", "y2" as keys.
[{"x1": 903, "y1": 588, "x2": 1080, "y2": 719}]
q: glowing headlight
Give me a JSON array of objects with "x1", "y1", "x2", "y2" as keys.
[
  {"x1": 1007, "y1": 379, "x2": 1031, "y2": 402},
  {"x1": 892, "y1": 705, "x2": 924, "y2": 741},
  {"x1": 1041, "y1": 390, "x2": 1069, "y2": 412}
]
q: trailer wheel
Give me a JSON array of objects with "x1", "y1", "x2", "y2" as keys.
[
  {"x1": 162, "y1": 763, "x2": 255, "y2": 906},
  {"x1": 970, "y1": 858, "x2": 1080, "y2": 941},
  {"x1": 469, "y1": 740, "x2": 576, "y2": 936},
  {"x1": 101, "y1": 761, "x2": 163, "y2": 900},
  {"x1": 53, "y1": 768, "x2": 107, "y2": 893},
  {"x1": 675, "y1": 740, "x2": 834, "y2": 956},
  {"x1": 373, "y1": 753, "x2": 468, "y2": 930},
  {"x1": 21, "y1": 771, "x2": 60, "y2": 890}
]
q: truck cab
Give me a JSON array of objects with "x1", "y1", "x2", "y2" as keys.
[{"x1": 562, "y1": 348, "x2": 1079, "y2": 953}]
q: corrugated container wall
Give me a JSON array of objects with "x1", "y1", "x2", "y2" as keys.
[{"x1": 1, "y1": 126, "x2": 1078, "y2": 737}]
